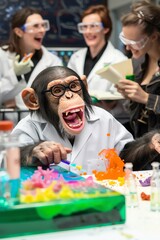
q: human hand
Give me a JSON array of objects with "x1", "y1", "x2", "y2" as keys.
[
  {"x1": 31, "y1": 141, "x2": 72, "y2": 165},
  {"x1": 13, "y1": 54, "x2": 34, "y2": 76},
  {"x1": 115, "y1": 79, "x2": 149, "y2": 104},
  {"x1": 115, "y1": 79, "x2": 130, "y2": 99}
]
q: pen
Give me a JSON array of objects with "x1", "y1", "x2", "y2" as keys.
[
  {"x1": 61, "y1": 159, "x2": 70, "y2": 165},
  {"x1": 50, "y1": 159, "x2": 70, "y2": 167},
  {"x1": 22, "y1": 53, "x2": 33, "y2": 62}
]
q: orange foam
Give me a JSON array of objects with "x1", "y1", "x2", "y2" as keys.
[{"x1": 94, "y1": 148, "x2": 125, "y2": 181}]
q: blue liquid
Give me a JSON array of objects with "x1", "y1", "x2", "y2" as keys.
[
  {"x1": 0, "y1": 197, "x2": 9, "y2": 208},
  {"x1": 0, "y1": 170, "x2": 10, "y2": 208}
]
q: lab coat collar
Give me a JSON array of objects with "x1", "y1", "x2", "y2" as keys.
[
  {"x1": 31, "y1": 111, "x2": 47, "y2": 123},
  {"x1": 31, "y1": 111, "x2": 71, "y2": 146}
]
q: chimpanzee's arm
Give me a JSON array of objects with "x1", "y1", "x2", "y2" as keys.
[
  {"x1": 120, "y1": 130, "x2": 160, "y2": 170},
  {"x1": 20, "y1": 143, "x2": 44, "y2": 166}
]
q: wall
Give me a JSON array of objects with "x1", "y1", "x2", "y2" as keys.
[
  {"x1": 0, "y1": 0, "x2": 107, "y2": 47},
  {"x1": 108, "y1": 0, "x2": 158, "y2": 49}
]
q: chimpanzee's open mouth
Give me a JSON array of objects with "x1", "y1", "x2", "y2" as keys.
[{"x1": 62, "y1": 106, "x2": 84, "y2": 130}]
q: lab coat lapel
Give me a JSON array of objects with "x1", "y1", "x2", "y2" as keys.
[
  {"x1": 71, "y1": 120, "x2": 92, "y2": 162},
  {"x1": 87, "y1": 42, "x2": 114, "y2": 84},
  {"x1": 27, "y1": 47, "x2": 53, "y2": 86},
  {"x1": 42, "y1": 123, "x2": 72, "y2": 148},
  {"x1": 28, "y1": 59, "x2": 48, "y2": 85},
  {"x1": 78, "y1": 48, "x2": 87, "y2": 75}
]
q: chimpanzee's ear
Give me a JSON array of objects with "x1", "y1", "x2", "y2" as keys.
[
  {"x1": 80, "y1": 75, "x2": 88, "y2": 91},
  {"x1": 21, "y1": 88, "x2": 40, "y2": 110}
]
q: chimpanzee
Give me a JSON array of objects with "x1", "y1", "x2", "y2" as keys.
[{"x1": 12, "y1": 66, "x2": 160, "y2": 171}]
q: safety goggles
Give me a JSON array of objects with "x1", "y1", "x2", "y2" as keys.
[
  {"x1": 42, "y1": 80, "x2": 82, "y2": 98},
  {"x1": 77, "y1": 22, "x2": 103, "y2": 34},
  {"x1": 21, "y1": 20, "x2": 50, "y2": 33},
  {"x1": 119, "y1": 32, "x2": 149, "y2": 50}
]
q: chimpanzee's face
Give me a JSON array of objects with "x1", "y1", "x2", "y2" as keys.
[{"x1": 44, "y1": 76, "x2": 85, "y2": 136}]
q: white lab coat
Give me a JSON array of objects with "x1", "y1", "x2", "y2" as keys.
[
  {"x1": 0, "y1": 46, "x2": 63, "y2": 109},
  {"x1": 12, "y1": 106, "x2": 133, "y2": 173},
  {"x1": 67, "y1": 41, "x2": 127, "y2": 92},
  {"x1": 0, "y1": 48, "x2": 19, "y2": 105}
]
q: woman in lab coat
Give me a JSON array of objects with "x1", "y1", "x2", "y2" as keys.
[
  {"x1": 67, "y1": 5, "x2": 128, "y2": 120},
  {"x1": 1, "y1": 7, "x2": 62, "y2": 117},
  {"x1": 115, "y1": 1, "x2": 160, "y2": 137}
]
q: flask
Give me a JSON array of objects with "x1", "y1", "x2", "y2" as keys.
[
  {"x1": 124, "y1": 162, "x2": 138, "y2": 208},
  {"x1": 0, "y1": 120, "x2": 20, "y2": 207},
  {"x1": 150, "y1": 162, "x2": 160, "y2": 211}
]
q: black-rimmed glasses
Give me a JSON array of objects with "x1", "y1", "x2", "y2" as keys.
[{"x1": 41, "y1": 80, "x2": 82, "y2": 98}]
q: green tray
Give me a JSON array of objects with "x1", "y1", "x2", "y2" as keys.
[{"x1": 0, "y1": 167, "x2": 126, "y2": 238}]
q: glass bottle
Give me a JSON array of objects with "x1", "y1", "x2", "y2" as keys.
[
  {"x1": 150, "y1": 162, "x2": 160, "y2": 211},
  {"x1": 0, "y1": 120, "x2": 20, "y2": 207},
  {"x1": 124, "y1": 162, "x2": 138, "y2": 208}
]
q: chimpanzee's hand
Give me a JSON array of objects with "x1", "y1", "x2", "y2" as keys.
[
  {"x1": 31, "y1": 141, "x2": 72, "y2": 165},
  {"x1": 150, "y1": 133, "x2": 160, "y2": 154}
]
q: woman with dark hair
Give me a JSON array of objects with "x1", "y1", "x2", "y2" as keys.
[
  {"x1": 115, "y1": 1, "x2": 160, "y2": 138},
  {"x1": 1, "y1": 7, "x2": 62, "y2": 112},
  {"x1": 68, "y1": 5, "x2": 128, "y2": 121}
]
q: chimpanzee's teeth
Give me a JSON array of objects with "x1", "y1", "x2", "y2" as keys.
[
  {"x1": 65, "y1": 108, "x2": 83, "y2": 116},
  {"x1": 68, "y1": 121, "x2": 82, "y2": 128}
]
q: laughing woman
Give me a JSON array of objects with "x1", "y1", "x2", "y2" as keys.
[
  {"x1": 67, "y1": 5, "x2": 129, "y2": 122},
  {"x1": 0, "y1": 7, "x2": 62, "y2": 118},
  {"x1": 115, "y1": 1, "x2": 160, "y2": 138}
]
